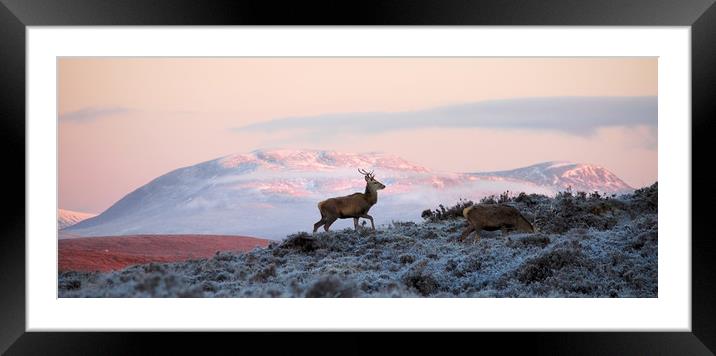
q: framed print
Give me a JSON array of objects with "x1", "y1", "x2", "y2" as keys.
[
  {"x1": 3, "y1": 0, "x2": 716, "y2": 354},
  {"x1": 53, "y1": 56, "x2": 662, "y2": 300}
]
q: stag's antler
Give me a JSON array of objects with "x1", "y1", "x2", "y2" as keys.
[{"x1": 358, "y1": 168, "x2": 376, "y2": 179}]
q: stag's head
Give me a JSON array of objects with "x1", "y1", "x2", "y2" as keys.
[{"x1": 359, "y1": 168, "x2": 386, "y2": 190}]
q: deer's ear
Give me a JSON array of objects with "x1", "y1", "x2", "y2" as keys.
[{"x1": 364, "y1": 175, "x2": 370, "y2": 182}]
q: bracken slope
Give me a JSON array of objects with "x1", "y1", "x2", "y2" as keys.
[{"x1": 58, "y1": 183, "x2": 657, "y2": 298}]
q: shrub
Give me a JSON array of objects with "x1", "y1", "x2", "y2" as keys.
[
  {"x1": 532, "y1": 189, "x2": 623, "y2": 234},
  {"x1": 506, "y1": 234, "x2": 551, "y2": 248},
  {"x1": 516, "y1": 247, "x2": 588, "y2": 284},
  {"x1": 630, "y1": 182, "x2": 658, "y2": 213},
  {"x1": 480, "y1": 195, "x2": 497, "y2": 204},
  {"x1": 399, "y1": 254, "x2": 416, "y2": 264},
  {"x1": 513, "y1": 192, "x2": 542, "y2": 206},
  {"x1": 403, "y1": 270, "x2": 439, "y2": 296},
  {"x1": 280, "y1": 232, "x2": 321, "y2": 252},
  {"x1": 402, "y1": 260, "x2": 440, "y2": 296},
  {"x1": 304, "y1": 276, "x2": 358, "y2": 297},
  {"x1": 421, "y1": 198, "x2": 474, "y2": 222},
  {"x1": 250, "y1": 263, "x2": 277, "y2": 283},
  {"x1": 59, "y1": 279, "x2": 81, "y2": 290}
]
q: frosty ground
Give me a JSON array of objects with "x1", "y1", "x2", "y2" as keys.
[{"x1": 58, "y1": 184, "x2": 658, "y2": 298}]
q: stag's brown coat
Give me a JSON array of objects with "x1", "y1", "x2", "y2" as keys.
[
  {"x1": 460, "y1": 203, "x2": 535, "y2": 242},
  {"x1": 313, "y1": 170, "x2": 386, "y2": 233}
]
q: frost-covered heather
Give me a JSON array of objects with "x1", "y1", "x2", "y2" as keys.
[{"x1": 58, "y1": 183, "x2": 657, "y2": 298}]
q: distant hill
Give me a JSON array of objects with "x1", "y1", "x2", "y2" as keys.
[
  {"x1": 58, "y1": 209, "x2": 97, "y2": 230},
  {"x1": 58, "y1": 234, "x2": 270, "y2": 272},
  {"x1": 471, "y1": 161, "x2": 632, "y2": 194}
]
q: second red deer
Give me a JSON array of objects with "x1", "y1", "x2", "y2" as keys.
[{"x1": 460, "y1": 204, "x2": 535, "y2": 242}]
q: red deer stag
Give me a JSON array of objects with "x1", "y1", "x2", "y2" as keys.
[
  {"x1": 460, "y1": 203, "x2": 535, "y2": 242},
  {"x1": 313, "y1": 169, "x2": 386, "y2": 233}
]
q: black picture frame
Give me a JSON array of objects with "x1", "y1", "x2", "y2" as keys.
[{"x1": 2, "y1": 0, "x2": 714, "y2": 354}]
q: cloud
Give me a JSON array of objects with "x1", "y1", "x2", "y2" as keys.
[
  {"x1": 59, "y1": 107, "x2": 131, "y2": 122},
  {"x1": 232, "y1": 96, "x2": 657, "y2": 137}
]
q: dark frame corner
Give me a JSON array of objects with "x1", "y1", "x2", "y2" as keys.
[{"x1": 2, "y1": 0, "x2": 715, "y2": 354}]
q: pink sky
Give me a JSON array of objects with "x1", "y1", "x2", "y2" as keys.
[{"x1": 59, "y1": 58, "x2": 657, "y2": 213}]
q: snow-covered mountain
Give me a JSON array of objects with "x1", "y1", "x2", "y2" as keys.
[
  {"x1": 65, "y1": 149, "x2": 632, "y2": 239},
  {"x1": 472, "y1": 161, "x2": 632, "y2": 194},
  {"x1": 58, "y1": 209, "x2": 97, "y2": 230}
]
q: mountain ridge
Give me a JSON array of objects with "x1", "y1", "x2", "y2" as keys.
[
  {"x1": 58, "y1": 209, "x2": 97, "y2": 230},
  {"x1": 472, "y1": 160, "x2": 632, "y2": 193}
]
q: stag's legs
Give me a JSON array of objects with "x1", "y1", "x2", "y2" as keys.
[
  {"x1": 359, "y1": 214, "x2": 375, "y2": 230},
  {"x1": 313, "y1": 218, "x2": 325, "y2": 233},
  {"x1": 460, "y1": 223, "x2": 475, "y2": 242},
  {"x1": 353, "y1": 218, "x2": 360, "y2": 231},
  {"x1": 473, "y1": 225, "x2": 483, "y2": 243},
  {"x1": 323, "y1": 216, "x2": 338, "y2": 232}
]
